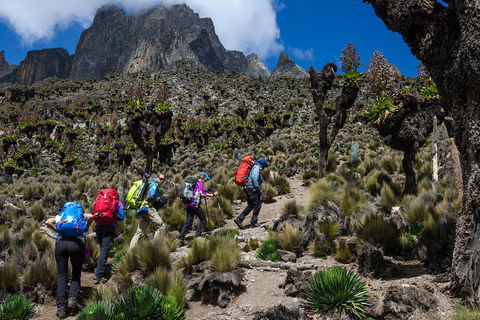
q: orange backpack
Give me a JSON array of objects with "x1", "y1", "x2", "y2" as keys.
[{"x1": 234, "y1": 156, "x2": 255, "y2": 186}]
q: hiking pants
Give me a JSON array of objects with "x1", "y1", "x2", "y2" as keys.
[
  {"x1": 95, "y1": 224, "x2": 116, "y2": 278},
  {"x1": 129, "y1": 206, "x2": 165, "y2": 249},
  {"x1": 237, "y1": 188, "x2": 262, "y2": 224},
  {"x1": 179, "y1": 204, "x2": 206, "y2": 240},
  {"x1": 55, "y1": 238, "x2": 84, "y2": 309}
]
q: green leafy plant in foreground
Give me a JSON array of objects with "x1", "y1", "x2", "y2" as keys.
[
  {"x1": 256, "y1": 238, "x2": 282, "y2": 262},
  {"x1": 301, "y1": 267, "x2": 371, "y2": 319},
  {"x1": 0, "y1": 295, "x2": 36, "y2": 320},
  {"x1": 76, "y1": 301, "x2": 114, "y2": 320}
]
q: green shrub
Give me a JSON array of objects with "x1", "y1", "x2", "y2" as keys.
[
  {"x1": 279, "y1": 223, "x2": 300, "y2": 252},
  {"x1": 335, "y1": 240, "x2": 351, "y2": 263},
  {"x1": 210, "y1": 236, "x2": 241, "y2": 272},
  {"x1": 356, "y1": 213, "x2": 400, "y2": 255},
  {"x1": 257, "y1": 238, "x2": 282, "y2": 262},
  {"x1": 0, "y1": 262, "x2": 19, "y2": 291},
  {"x1": 76, "y1": 301, "x2": 114, "y2": 320},
  {"x1": 0, "y1": 295, "x2": 35, "y2": 320},
  {"x1": 211, "y1": 228, "x2": 238, "y2": 239},
  {"x1": 301, "y1": 267, "x2": 371, "y2": 319}
]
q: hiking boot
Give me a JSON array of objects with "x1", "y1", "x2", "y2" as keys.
[
  {"x1": 94, "y1": 274, "x2": 108, "y2": 284},
  {"x1": 56, "y1": 308, "x2": 66, "y2": 319},
  {"x1": 178, "y1": 239, "x2": 186, "y2": 247},
  {"x1": 234, "y1": 218, "x2": 244, "y2": 229},
  {"x1": 250, "y1": 222, "x2": 262, "y2": 228},
  {"x1": 67, "y1": 297, "x2": 82, "y2": 309}
]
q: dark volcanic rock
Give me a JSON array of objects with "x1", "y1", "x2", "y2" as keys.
[
  {"x1": 0, "y1": 48, "x2": 71, "y2": 85},
  {"x1": 0, "y1": 50, "x2": 17, "y2": 79},
  {"x1": 271, "y1": 52, "x2": 307, "y2": 78}
]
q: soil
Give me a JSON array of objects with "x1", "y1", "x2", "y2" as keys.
[{"x1": 33, "y1": 177, "x2": 459, "y2": 320}]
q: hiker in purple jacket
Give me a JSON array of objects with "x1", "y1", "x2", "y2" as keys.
[{"x1": 178, "y1": 172, "x2": 218, "y2": 245}]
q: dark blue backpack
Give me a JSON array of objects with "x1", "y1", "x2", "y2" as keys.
[{"x1": 56, "y1": 202, "x2": 87, "y2": 238}]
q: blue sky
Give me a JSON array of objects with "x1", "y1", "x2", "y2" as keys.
[{"x1": 0, "y1": 0, "x2": 420, "y2": 77}]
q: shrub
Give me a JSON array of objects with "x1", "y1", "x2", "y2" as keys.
[
  {"x1": 279, "y1": 223, "x2": 300, "y2": 252},
  {"x1": 0, "y1": 262, "x2": 19, "y2": 291},
  {"x1": 135, "y1": 238, "x2": 171, "y2": 274},
  {"x1": 356, "y1": 213, "x2": 400, "y2": 255},
  {"x1": 211, "y1": 228, "x2": 238, "y2": 239},
  {"x1": 257, "y1": 238, "x2": 282, "y2": 262},
  {"x1": 301, "y1": 267, "x2": 371, "y2": 319},
  {"x1": 210, "y1": 236, "x2": 241, "y2": 272},
  {"x1": 335, "y1": 240, "x2": 351, "y2": 263},
  {"x1": 0, "y1": 295, "x2": 35, "y2": 320},
  {"x1": 76, "y1": 301, "x2": 114, "y2": 320}
]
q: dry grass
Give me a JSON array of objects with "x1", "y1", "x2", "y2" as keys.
[
  {"x1": 279, "y1": 223, "x2": 300, "y2": 252},
  {"x1": 210, "y1": 236, "x2": 241, "y2": 272},
  {"x1": 135, "y1": 237, "x2": 171, "y2": 274}
]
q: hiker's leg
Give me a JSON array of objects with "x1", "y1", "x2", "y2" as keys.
[
  {"x1": 129, "y1": 216, "x2": 149, "y2": 249},
  {"x1": 237, "y1": 188, "x2": 254, "y2": 222},
  {"x1": 55, "y1": 240, "x2": 69, "y2": 309},
  {"x1": 68, "y1": 239, "x2": 84, "y2": 300},
  {"x1": 147, "y1": 207, "x2": 166, "y2": 239},
  {"x1": 195, "y1": 206, "x2": 206, "y2": 237},
  {"x1": 95, "y1": 225, "x2": 115, "y2": 278},
  {"x1": 250, "y1": 189, "x2": 262, "y2": 224},
  {"x1": 179, "y1": 206, "x2": 195, "y2": 240}
]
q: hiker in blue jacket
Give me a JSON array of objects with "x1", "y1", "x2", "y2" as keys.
[
  {"x1": 234, "y1": 157, "x2": 268, "y2": 229},
  {"x1": 93, "y1": 201, "x2": 124, "y2": 284},
  {"x1": 129, "y1": 173, "x2": 168, "y2": 249}
]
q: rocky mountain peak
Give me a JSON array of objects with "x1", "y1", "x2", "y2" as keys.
[
  {"x1": 0, "y1": 50, "x2": 18, "y2": 79},
  {"x1": 271, "y1": 52, "x2": 307, "y2": 78}
]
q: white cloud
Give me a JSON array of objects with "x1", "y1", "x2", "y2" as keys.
[
  {"x1": 0, "y1": 0, "x2": 283, "y2": 60},
  {"x1": 289, "y1": 47, "x2": 314, "y2": 62}
]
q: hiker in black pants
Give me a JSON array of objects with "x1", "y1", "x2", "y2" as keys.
[
  {"x1": 234, "y1": 157, "x2": 268, "y2": 229},
  {"x1": 178, "y1": 172, "x2": 218, "y2": 246},
  {"x1": 45, "y1": 213, "x2": 93, "y2": 319}
]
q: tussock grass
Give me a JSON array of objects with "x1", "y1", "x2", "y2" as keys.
[
  {"x1": 402, "y1": 191, "x2": 435, "y2": 225},
  {"x1": 135, "y1": 237, "x2": 171, "y2": 273},
  {"x1": 451, "y1": 305, "x2": 480, "y2": 320},
  {"x1": 301, "y1": 168, "x2": 319, "y2": 180},
  {"x1": 161, "y1": 201, "x2": 187, "y2": 231},
  {"x1": 87, "y1": 284, "x2": 118, "y2": 304},
  {"x1": 33, "y1": 230, "x2": 52, "y2": 252},
  {"x1": 166, "y1": 270, "x2": 188, "y2": 310},
  {"x1": 379, "y1": 154, "x2": 396, "y2": 173},
  {"x1": 23, "y1": 248, "x2": 57, "y2": 290},
  {"x1": 279, "y1": 223, "x2": 300, "y2": 252},
  {"x1": 335, "y1": 239, "x2": 351, "y2": 263},
  {"x1": 217, "y1": 183, "x2": 238, "y2": 202},
  {"x1": 270, "y1": 174, "x2": 291, "y2": 194},
  {"x1": 217, "y1": 196, "x2": 235, "y2": 218},
  {"x1": 308, "y1": 180, "x2": 340, "y2": 212},
  {"x1": 356, "y1": 213, "x2": 400, "y2": 255},
  {"x1": 210, "y1": 236, "x2": 241, "y2": 272},
  {"x1": 261, "y1": 182, "x2": 278, "y2": 203},
  {"x1": 0, "y1": 261, "x2": 19, "y2": 291},
  {"x1": 379, "y1": 184, "x2": 397, "y2": 208},
  {"x1": 281, "y1": 200, "x2": 300, "y2": 218},
  {"x1": 316, "y1": 220, "x2": 339, "y2": 252}
]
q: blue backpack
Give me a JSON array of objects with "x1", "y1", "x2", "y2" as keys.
[{"x1": 56, "y1": 202, "x2": 88, "y2": 238}]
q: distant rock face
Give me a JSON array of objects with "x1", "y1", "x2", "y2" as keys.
[
  {"x1": 271, "y1": 52, "x2": 307, "y2": 78},
  {"x1": 0, "y1": 48, "x2": 71, "y2": 85},
  {"x1": 0, "y1": 51, "x2": 17, "y2": 79},
  {"x1": 69, "y1": 4, "x2": 270, "y2": 81},
  {"x1": 246, "y1": 53, "x2": 271, "y2": 78}
]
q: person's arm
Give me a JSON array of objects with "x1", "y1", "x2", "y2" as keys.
[
  {"x1": 199, "y1": 181, "x2": 218, "y2": 197},
  {"x1": 250, "y1": 165, "x2": 260, "y2": 189},
  {"x1": 84, "y1": 213, "x2": 94, "y2": 227},
  {"x1": 144, "y1": 181, "x2": 158, "y2": 203},
  {"x1": 45, "y1": 218, "x2": 57, "y2": 231}
]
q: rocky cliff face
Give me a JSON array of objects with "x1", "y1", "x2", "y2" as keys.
[
  {"x1": 0, "y1": 48, "x2": 71, "y2": 85},
  {"x1": 69, "y1": 4, "x2": 269, "y2": 81},
  {"x1": 271, "y1": 52, "x2": 307, "y2": 78},
  {"x1": 0, "y1": 51, "x2": 17, "y2": 79}
]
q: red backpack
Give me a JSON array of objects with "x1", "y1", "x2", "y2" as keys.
[
  {"x1": 234, "y1": 156, "x2": 255, "y2": 186},
  {"x1": 92, "y1": 189, "x2": 119, "y2": 225}
]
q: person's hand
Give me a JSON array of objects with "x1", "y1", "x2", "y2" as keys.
[{"x1": 214, "y1": 191, "x2": 218, "y2": 196}]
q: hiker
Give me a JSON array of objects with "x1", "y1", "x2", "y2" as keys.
[
  {"x1": 234, "y1": 157, "x2": 268, "y2": 229},
  {"x1": 92, "y1": 190, "x2": 124, "y2": 284},
  {"x1": 45, "y1": 203, "x2": 93, "y2": 319},
  {"x1": 178, "y1": 172, "x2": 218, "y2": 245},
  {"x1": 129, "y1": 173, "x2": 168, "y2": 249}
]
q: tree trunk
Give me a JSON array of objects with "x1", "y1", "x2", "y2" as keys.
[
  {"x1": 361, "y1": 0, "x2": 480, "y2": 303},
  {"x1": 403, "y1": 150, "x2": 417, "y2": 195},
  {"x1": 318, "y1": 148, "x2": 328, "y2": 179},
  {"x1": 449, "y1": 137, "x2": 463, "y2": 198},
  {"x1": 432, "y1": 116, "x2": 439, "y2": 192},
  {"x1": 145, "y1": 151, "x2": 153, "y2": 174}
]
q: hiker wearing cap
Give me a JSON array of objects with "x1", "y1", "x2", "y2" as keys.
[
  {"x1": 178, "y1": 172, "x2": 218, "y2": 245},
  {"x1": 234, "y1": 157, "x2": 268, "y2": 229},
  {"x1": 129, "y1": 173, "x2": 168, "y2": 249}
]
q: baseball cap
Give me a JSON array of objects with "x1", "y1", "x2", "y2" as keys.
[
  {"x1": 200, "y1": 172, "x2": 211, "y2": 180},
  {"x1": 257, "y1": 157, "x2": 267, "y2": 165}
]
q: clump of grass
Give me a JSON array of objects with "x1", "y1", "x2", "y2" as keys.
[
  {"x1": 279, "y1": 223, "x2": 300, "y2": 252},
  {"x1": 356, "y1": 213, "x2": 400, "y2": 255},
  {"x1": 261, "y1": 182, "x2": 278, "y2": 203},
  {"x1": 87, "y1": 284, "x2": 118, "y2": 305},
  {"x1": 186, "y1": 237, "x2": 209, "y2": 266},
  {"x1": 379, "y1": 184, "x2": 396, "y2": 208},
  {"x1": 29, "y1": 201, "x2": 46, "y2": 220},
  {"x1": 0, "y1": 261, "x2": 19, "y2": 291},
  {"x1": 451, "y1": 305, "x2": 480, "y2": 320},
  {"x1": 308, "y1": 180, "x2": 340, "y2": 212},
  {"x1": 379, "y1": 154, "x2": 396, "y2": 173},
  {"x1": 0, "y1": 295, "x2": 35, "y2": 320},
  {"x1": 301, "y1": 267, "x2": 371, "y2": 319},
  {"x1": 301, "y1": 168, "x2": 319, "y2": 180},
  {"x1": 211, "y1": 228, "x2": 238, "y2": 239},
  {"x1": 316, "y1": 220, "x2": 339, "y2": 253},
  {"x1": 217, "y1": 183, "x2": 238, "y2": 202},
  {"x1": 281, "y1": 200, "x2": 300, "y2": 218},
  {"x1": 335, "y1": 240, "x2": 351, "y2": 263},
  {"x1": 23, "y1": 248, "x2": 57, "y2": 290},
  {"x1": 217, "y1": 196, "x2": 235, "y2": 218},
  {"x1": 210, "y1": 236, "x2": 241, "y2": 272},
  {"x1": 161, "y1": 201, "x2": 187, "y2": 231},
  {"x1": 147, "y1": 267, "x2": 187, "y2": 311},
  {"x1": 33, "y1": 230, "x2": 52, "y2": 253},
  {"x1": 257, "y1": 238, "x2": 282, "y2": 262},
  {"x1": 402, "y1": 191, "x2": 435, "y2": 225},
  {"x1": 326, "y1": 153, "x2": 338, "y2": 173},
  {"x1": 135, "y1": 237, "x2": 171, "y2": 274},
  {"x1": 309, "y1": 241, "x2": 328, "y2": 258},
  {"x1": 270, "y1": 175, "x2": 291, "y2": 194}
]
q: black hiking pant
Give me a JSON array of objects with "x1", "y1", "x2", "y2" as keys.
[
  {"x1": 55, "y1": 238, "x2": 84, "y2": 309},
  {"x1": 179, "y1": 204, "x2": 206, "y2": 240},
  {"x1": 237, "y1": 187, "x2": 262, "y2": 224},
  {"x1": 95, "y1": 224, "x2": 116, "y2": 278}
]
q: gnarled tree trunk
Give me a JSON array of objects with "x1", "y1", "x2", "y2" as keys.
[{"x1": 361, "y1": 0, "x2": 480, "y2": 303}]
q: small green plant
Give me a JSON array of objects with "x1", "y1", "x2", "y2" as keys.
[
  {"x1": 76, "y1": 301, "x2": 115, "y2": 320},
  {"x1": 257, "y1": 238, "x2": 282, "y2": 262},
  {"x1": 364, "y1": 91, "x2": 396, "y2": 123},
  {"x1": 420, "y1": 78, "x2": 439, "y2": 99},
  {"x1": 301, "y1": 267, "x2": 371, "y2": 319},
  {"x1": 87, "y1": 284, "x2": 117, "y2": 305},
  {"x1": 0, "y1": 295, "x2": 36, "y2": 320},
  {"x1": 210, "y1": 228, "x2": 238, "y2": 239}
]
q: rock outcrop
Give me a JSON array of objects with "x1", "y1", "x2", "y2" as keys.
[
  {"x1": 0, "y1": 48, "x2": 71, "y2": 85},
  {"x1": 271, "y1": 52, "x2": 307, "y2": 78},
  {"x1": 0, "y1": 51, "x2": 17, "y2": 79}
]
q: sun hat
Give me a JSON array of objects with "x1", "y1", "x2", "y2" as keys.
[
  {"x1": 199, "y1": 172, "x2": 211, "y2": 180},
  {"x1": 257, "y1": 157, "x2": 267, "y2": 165}
]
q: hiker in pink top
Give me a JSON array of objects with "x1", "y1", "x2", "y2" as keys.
[{"x1": 178, "y1": 172, "x2": 218, "y2": 245}]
